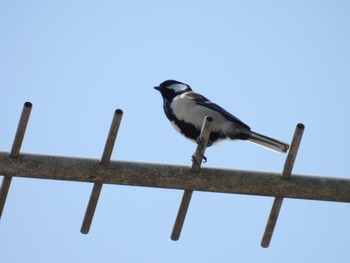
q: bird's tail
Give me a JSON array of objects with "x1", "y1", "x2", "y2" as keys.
[{"x1": 247, "y1": 131, "x2": 289, "y2": 153}]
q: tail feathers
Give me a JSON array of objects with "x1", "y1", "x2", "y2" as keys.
[{"x1": 247, "y1": 131, "x2": 289, "y2": 153}]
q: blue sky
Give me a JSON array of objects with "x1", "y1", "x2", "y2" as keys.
[{"x1": 1, "y1": 1, "x2": 350, "y2": 262}]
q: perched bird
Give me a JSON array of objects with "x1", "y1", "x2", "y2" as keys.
[{"x1": 154, "y1": 79, "x2": 289, "y2": 153}]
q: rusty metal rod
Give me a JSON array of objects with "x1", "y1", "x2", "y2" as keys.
[
  {"x1": 81, "y1": 109, "x2": 123, "y2": 234},
  {"x1": 171, "y1": 116, "x2": 213, "y2": 241},
  {"x1": 0, "y1": 102, "x2": 32, "y2": 219},
  {"x1": 261, "y1": 123, "x2": 305, "y2": 248},
  {"x1": 10, "y1": 102, "x2": 33, "y2": 158},
  {"x1": 281, "y1": 123, "x2": 305, "y2": 180},
  {"x1": 0, "y1": 177, "x2": 12, "y2": 219},
  {"x1": 100, "y1": 109, "x2": 124, "y2": 166}
]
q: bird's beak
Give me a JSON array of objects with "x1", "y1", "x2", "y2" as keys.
[{"x1": 154, "y1": 86, "x2": 162, "y2": 91}]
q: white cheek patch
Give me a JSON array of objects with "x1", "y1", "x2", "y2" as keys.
[{"x1": 170, "y1": 83, "x2": 190, "y2": 94}]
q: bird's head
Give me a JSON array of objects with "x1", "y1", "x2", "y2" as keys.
[{"x1": 154, "y1": 80, "x2": 192, "y2": 101}]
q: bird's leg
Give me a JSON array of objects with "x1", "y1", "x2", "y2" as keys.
[{"x1": 191, "y1": 154, "x2": 207, "y2": 164}]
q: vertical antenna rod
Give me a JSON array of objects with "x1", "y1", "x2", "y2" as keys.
[
  {"x1": 81, "y1": 109, "x2": 123, "y2": 234},
  {"x1": 0, "y1": 102, "x2": 32, "y2": 219},
  {"x1": 171, "y1": 116, "x2": 213, "y2": 241},
  {"x1": 261, "y1": 123, "x2": 305, "y2": 248}
]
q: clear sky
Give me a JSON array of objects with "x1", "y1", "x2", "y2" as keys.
[{"x1": 1, "y1": 1, "x2": 350, "y2": 262}]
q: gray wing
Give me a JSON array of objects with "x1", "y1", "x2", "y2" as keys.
[{"x1": 186, "y1": 92, "x2": 250, "y2": 130}]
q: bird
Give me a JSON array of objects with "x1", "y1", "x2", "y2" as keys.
[{"x1": 154, "y1": 79, "x2": 289, "y2": 153}]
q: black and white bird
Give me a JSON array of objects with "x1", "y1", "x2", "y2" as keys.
[{"x1": 154, "y1": 79, "x2": 289, "y2": 153}]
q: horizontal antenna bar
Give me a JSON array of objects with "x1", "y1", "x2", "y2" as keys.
[{"x1": 1, "y1": 151, "x2": 349, "y2": 203}]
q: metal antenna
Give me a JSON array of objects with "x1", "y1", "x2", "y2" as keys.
[
  {"x1": 261, "y1": 123, "x2": 305, "y2": 248},
  {"x1": 171, "y1": 116, "x2": 213, "y2": 241},
  {"x1": 81, "y1": 109, "x2": 123, "y2": 234},
  {"x1": 0, "y1": 102, "x2": 32, "y2": 219},
  {"x1": 2, "y1": 102, "x2": 348, "y2": 247}
]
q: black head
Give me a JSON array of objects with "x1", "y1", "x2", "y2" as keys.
[{"x1": 154, "y1": 79, "x2": 192, "y2": 101}]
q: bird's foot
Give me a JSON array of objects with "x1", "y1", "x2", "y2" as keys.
[{"x1": 191, "y1": 154, "x2": 207, "y2": 164}]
